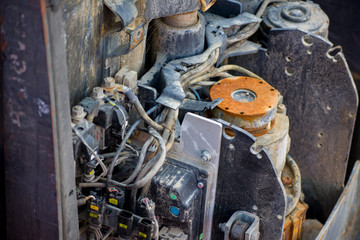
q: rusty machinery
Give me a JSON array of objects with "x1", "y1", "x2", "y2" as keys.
[
  {"x1": 1, "y1": 0, "x2": 358, "y2": 240},
  {"x1": 67, "y1": 0, "x2": 358, "y2": 239}
]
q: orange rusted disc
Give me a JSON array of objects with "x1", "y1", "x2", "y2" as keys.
[{"x1": 210, "y1": 77, "x2": 279, "y2": 120}]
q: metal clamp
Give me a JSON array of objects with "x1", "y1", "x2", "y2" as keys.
[{"x1": 219, "y1": 211, "x2": 260, "y2": 240}]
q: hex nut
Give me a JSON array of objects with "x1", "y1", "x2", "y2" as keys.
[
  {"x1": 201, "y1": 150, "x2": 212, "y2": 162},
  {"x1": 72, "y1": 105, "x2": 86, "y2": 122},
  {"x1": 103, "y1": 77, "x2": 115, "y2": 88},
  {"x1": 91, "y1": 87, "x2": 105, "y2": 100}
]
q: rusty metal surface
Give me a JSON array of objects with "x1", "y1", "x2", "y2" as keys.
[
  {"x1": 210, "y1": 77, "x2": 279, "y2": 118},
  {"x1": 283, "y1": 201, "x2": 308, "y2": 240},
  {"x1": 316, "y1": 161, "x2": 360, "y2": 240},
  {"x1": 229, "y1": 29, "x2": 358, "y2": 221},
  {"x1": 1, "y1": 0, "x2": 60, "y2": 239},
  {"x1": 210, "y1": 76, "x2": 279, "y2": 136},
  {"x1": 212, "y1": 120, "x2": 286, "y2": 240}
]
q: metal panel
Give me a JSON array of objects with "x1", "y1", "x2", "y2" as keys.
[
  {"x1": 212, "y1": 120, "x2": 286, "y2": 240},
  {"x1": 173, "y1": 113, "x2": 222, "y2": 239},
  {"x1": 316, "y1": 161, "x2": 360, "y2": 240},
  {"x1": 229, "y1": 29, "x2": 358, "y2": 221},
  {"x1": 1, "y1": 0, "x2": 78, "y2": 239}
]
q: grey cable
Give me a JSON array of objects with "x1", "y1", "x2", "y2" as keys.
[
  {"x1": 109, "y1": 128, "x2": 166, "y2": 189},
  {"x1": 73, "y1": 127, "x2": 107, "y2": 181}
]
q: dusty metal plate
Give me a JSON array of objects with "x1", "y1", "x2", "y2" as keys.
[
  {"x1": 173, "y1": 113, "x2": 222, "y2": 239},
  {"x1": 212, "y1": 120, "x2": 286, "y2": 240},
  {"x1": 316, "y1": 161, "x2": 360, "y2": 240},
  {"x1": 229, "y1": 29, "x2": 358, "y2": 221}
]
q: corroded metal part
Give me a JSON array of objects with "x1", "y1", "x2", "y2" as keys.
[
  {"x1": 251, "y1": 113, "x2": 290, "y2": 175},
  {"x1": 210, "y1": 77, "x2": 279, "y2": 136},
  {"x1": 283, "y1": 201, "x2": 308, "y2": 240},
  {"x1": 263, "y1": 1, "x2": 329, "y2": 38},
  {"x1": 219, "y1": 211, "x2": 260, "y2": 240},
  {"x1": 229, "y1": 29, "x2": 358, "y2": 221}
]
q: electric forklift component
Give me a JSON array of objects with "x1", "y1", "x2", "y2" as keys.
[
  {"x1": 210, "y1": 76, "x2": 279, "y2": 136},
  {"x1": 262, "y1": 1, "x2": 329, "y2": 38}
]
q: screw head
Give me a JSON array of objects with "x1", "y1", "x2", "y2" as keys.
[{"x1": 197, "y1": 182, "x2": 204, "y2": 189}]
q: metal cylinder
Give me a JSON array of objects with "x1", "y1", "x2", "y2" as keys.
[
  {"x1": 210, "y1": 76, "x2": 291, "y2": 174},
  {"x1": 152, "y1": 11, "x2": 205, "y2": 60}
]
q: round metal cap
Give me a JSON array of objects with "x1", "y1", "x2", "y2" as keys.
[
  {"x1": 210, "y1": 77, "x2": 279, "y2": 136},
  {"x1": 210, "y1": 77, "x2": 279, "y2": 118},
  {"x1": 262, "y1": 1, "x2": 329, "y2": 38}
]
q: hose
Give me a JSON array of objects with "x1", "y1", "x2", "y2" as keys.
[
  {"x1": 77, "y1": 195, "x2": 95, "y2": 206},
  {"x1": 118, "y1": 86, "x2": 164, "y2": 132},
  {"x1": 181, "y1": 49, "x2": 220, "y2": 87},
  {"x1": 161, "y1": 109, "x2": 178, "y2": 145},
  {"x1": 188, "y1": 64, "x2": 262, "y2": 87},
  {"x1": 216, "y1": 65, "x2": 264, "y2": 81},
  {"x1": 165, "y1": 130, "x2": 176, "y2": 151}
]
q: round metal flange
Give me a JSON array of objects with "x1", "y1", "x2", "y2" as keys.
[
  {"x1": 210, "y1": 77, "x2": 279, "y2": 136},
  {"x1": 263, "y1": 1, "x2": 329, "y2": 38}
]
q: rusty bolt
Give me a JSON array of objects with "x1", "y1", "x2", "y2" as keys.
[
  {"x1": 91, "y1": 87, "x2": 105, "y2": 100},
  {"x1": 277, "y1": 104, "x2": 286, "y2": 113},
  {"x1": 103, "y1": 77, "x2": 115, "y2": 88},
  {"x1": 281, "y1": 176, "x2": 293, "y2": 185}
]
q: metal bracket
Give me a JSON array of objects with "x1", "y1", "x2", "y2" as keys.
[
  {"x1": 172, "y1": 113, "x2": 222, "y2": 240},
  {"x1": 104, "y1": 0, "x2": 138, "y2": 28},
  {"x1": 105, "y1": 22, "x2": 145, "y2": 58},
  {"x1": 180, "y1": 98, "x2": 223, "y2": 112},
  {"x1": 220, "y1": 211, "x2": 260, "y2": 240}
]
